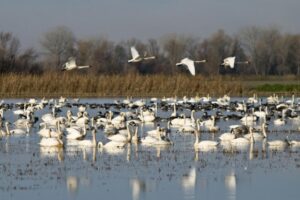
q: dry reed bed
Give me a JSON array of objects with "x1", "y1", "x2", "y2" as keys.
[{"x1": 0, "y1": 73, "x2": 246, "y2": 98}]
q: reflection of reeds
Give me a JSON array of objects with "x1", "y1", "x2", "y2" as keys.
[{"x1": 0, "y1": 72, "x2": 298, "y2": 97}]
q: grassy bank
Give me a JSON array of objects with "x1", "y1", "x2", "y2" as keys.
[{"x1": 0, "y1": 73, "x2": 299, "y2": 98}]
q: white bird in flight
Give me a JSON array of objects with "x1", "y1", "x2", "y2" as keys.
[
  {"x1": 221, "y1": 56, "x2": 249, "y2": 69},
  {"x1": 62, "y1": 57, "x2": 91, "y2": 71},
  {"x1": 128, "y1": 46, "x2": 155, "y2": 63},
  {"x1": 176, "y1": 58, "x2": 206, "y2": 76}
]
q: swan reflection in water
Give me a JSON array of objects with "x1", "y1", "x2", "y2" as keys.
[
  {"x1": 130, "y1": 178, "x2": 146, "y2": 200},
  {"x1": 67, "y1": 176, "x2": 78, "y2": 195},
  {"x1": 225, "y1": 170, "x2": 236, "y2": 200},
  {"x1": 81, "y1": 147, "x2": 97, "y2": 162},
  {"x1": 66, "y1": 175, "x2": 91, "y2": 196},
  {"x1": 39, "y1": 146, "x2": 64, "y2": 161},
  {"x1": 181, "y1": 166, "x2": 196, "y2": 198}
]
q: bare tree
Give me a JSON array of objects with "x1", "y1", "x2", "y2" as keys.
[
  {"x1": 0, "y1": 32, "x2": 20, "y2": 72},
  {"x1": 283, "y1": 34, "x2": 300, "y2": 75},
  {"x1": 40, "y1": 26, "x2": 76, "y2": 69},
  {"x1": 161, "y1": 34, "x2": 190, "y2": 74},
  {"x1": 198, "y1": 30, "x2": 233, "y2": 74},
  {"x1": 239, "y1": 26, "x2": 283, "y2": 75}
]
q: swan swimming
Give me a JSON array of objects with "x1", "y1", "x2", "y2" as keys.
[
  {"x1": 39, "y1": 129, "x2": 63, "y2": 147},
  {"x1": 194, "y1": 122, "x2": 218, "y2": 150}
]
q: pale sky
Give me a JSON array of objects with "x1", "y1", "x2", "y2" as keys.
[{"x1": 0, "y1": 0, "x2": 299, "y2": 50}]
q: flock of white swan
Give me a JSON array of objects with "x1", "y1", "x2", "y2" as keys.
[
  {"x1": 0, "y1": 94, "x2": 300, "y2": 156},
  {"x1": 61, "y1": 46, "x2": 249, "y2": 75}
]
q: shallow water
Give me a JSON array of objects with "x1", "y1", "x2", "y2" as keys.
[{"x1": 1, "y1": 98, "x2": 300, "y2": 200}]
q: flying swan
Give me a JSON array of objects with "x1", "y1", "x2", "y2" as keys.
[{"x1": 176, "y1": 58, "x2": 206, "y2": 76}]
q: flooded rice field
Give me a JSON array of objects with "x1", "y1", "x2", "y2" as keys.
[{"x1": 1, "y1": 96, "x2": 300, "y2": 200}]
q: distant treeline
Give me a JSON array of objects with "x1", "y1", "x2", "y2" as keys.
[{"x1": 0, "y1": 25, "x2": 300, "y2": 75}]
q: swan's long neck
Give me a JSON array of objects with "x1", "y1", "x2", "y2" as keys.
[
  {"x1": 91, "y1": 117, "x2": 94, "y2": 127},
  {"x1": 249, "y1": 128, "x2": 254, "y2": 143},
  {"x1": 173, "y1": 103, "x2": 176, "y2": 116},
  {"x1": 67, "y1": 111, "x2": 72, "y2": 123},
  {"x1": 140, "y1": 110, "x2": 144, "y2": 121},
  {"x1": 167, "y1": 121, "x2": 171, "y2": 131},
  {"x1": 265, "y1": 106, "x2": 268, "y2": 115},
  {"x1": 156, "y1": 126, "x2": 160, "y2": 136},
  {"x1": 262, "y1": 124, "x2": 267, "y2": 138},
  {"x1": 144, "y1": 56, "x2": 155, "y2": 60},
  {"x1": 236, "y1": 61, "x2": 249, "y2": 64},
  {"x1": 52, "y1": 105, "x2": 56, "y2": 117},
  {"x1": 26, "y1": 122, "x2": 30, "y2": 133},
  {"x1": 194, "y1": 121, "x2": 201, "y2": 145},
  {"x1": 5, "y1": 123, "x2": 10, "y2": 135},
  {"x1": 194, "y1": 131, "x2": 199, "y2": 145},
  {"x1": 133, "y1": 127, "x2": 138, "y2": 141},
  {"x1": 92, "y1": 130, "x2": 97, "y2": 147},
  {"x1": 109, "y1": 111, "x2": 112, "y2": 122},
  {"x1": 194, "y1": 60, "x2": 206, "y2": 63},
  {"x1": 127, "y1": 125, "x2": 132, "y2": 141},
  {"x1": 191, "y1": 110, "x2": 195, "y2": 123},
  {"x1": 56, "y1": 121, "x2": 61, "y2": 136},
  {"x1": 77, "y1": 65, "x2": 90, "y2": 69}
]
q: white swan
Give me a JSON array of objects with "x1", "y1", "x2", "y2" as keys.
[
  {"x1": 286, "y1": 137, "x2": 300, "y2": 147},
  {"x1": 107, "y1": 123, "x2": 132, "y2": 143},
  {"x1": 131, "y1": 125, "x2": 140, "y2": 143},
  {"x1": 221, "y1": 57, "x2": 236, "y2": 68},
  {"x1": 231, "y1": 127, "x2": 254, "y2": 146},
  {"x1": 176, "y1": 58, "x2": 206, "y2": 76},
  {"x1": 77, "y1": 128, "x2": 97, "y2": 147},
  {"x1": 62, "y1": 57, "x2": 91, "y2": 71},
  {"x1": 244, "y1": 123, "x2": 266, "y2": 141},
  {"x1": 138, "y1": 110, "x2": 155, "y2": 123},
  {"x1": 171, "y1": 110, "x2": 195, "y2": 127},
  {"x1": 5, "y1": 121, "x2": 29, "y2": 135},
  {"x1": 128, "y1": 46, "x2": 155, "y2": 63},
  {"x1": 194, "y1": 123, "x2": 218, "y2": 150},
  {"x1": 267, "y1": 139, "x2": 287, "y2": 148},
  {"x1": 273, "y1": 110, "x2": 286, "y2": 126},
  {"x1": 98, "y1": 140, "x2": 126, "y2": 149},
  {"x1": 39, "y1": 129, "x2": 63, "y2": 147},
  {"x1": 201, "y1": 116, "x2": 218, "y2": 130},
  {"x1": 179, "y1": 118, "x2": 199, "y2": 133},
  {"x1": 221, "y1": 56, "x2": 249, "y2": 69},
  {"x1": 265, "y1": 128, "x2": 287, "y2": 148},
  {"x1": 66, "y1": 124, "x2": 87, "y2": 140},
  {"x1": 39, "y1": 137, "x2": 64, "y2": 147},
  {"x1": 111, "y1": 112, "x2": 126, "y2": 125},
  {"x1": 219, "y1": 131, "x2": 235, "y2": 141},
  {"x1": 141, "y1": 125, "x2": 172, "y2": 146},
  {"x1": 13, "y1": 103, "x2": 27, "y2": 115},
  {"x1": 170, "y1": 103, "x2": 178, "y2": 118}
]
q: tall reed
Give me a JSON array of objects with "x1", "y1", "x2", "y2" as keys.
[{"x1": 0, "y1": 72, "x2": 298, "y2": 98}]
